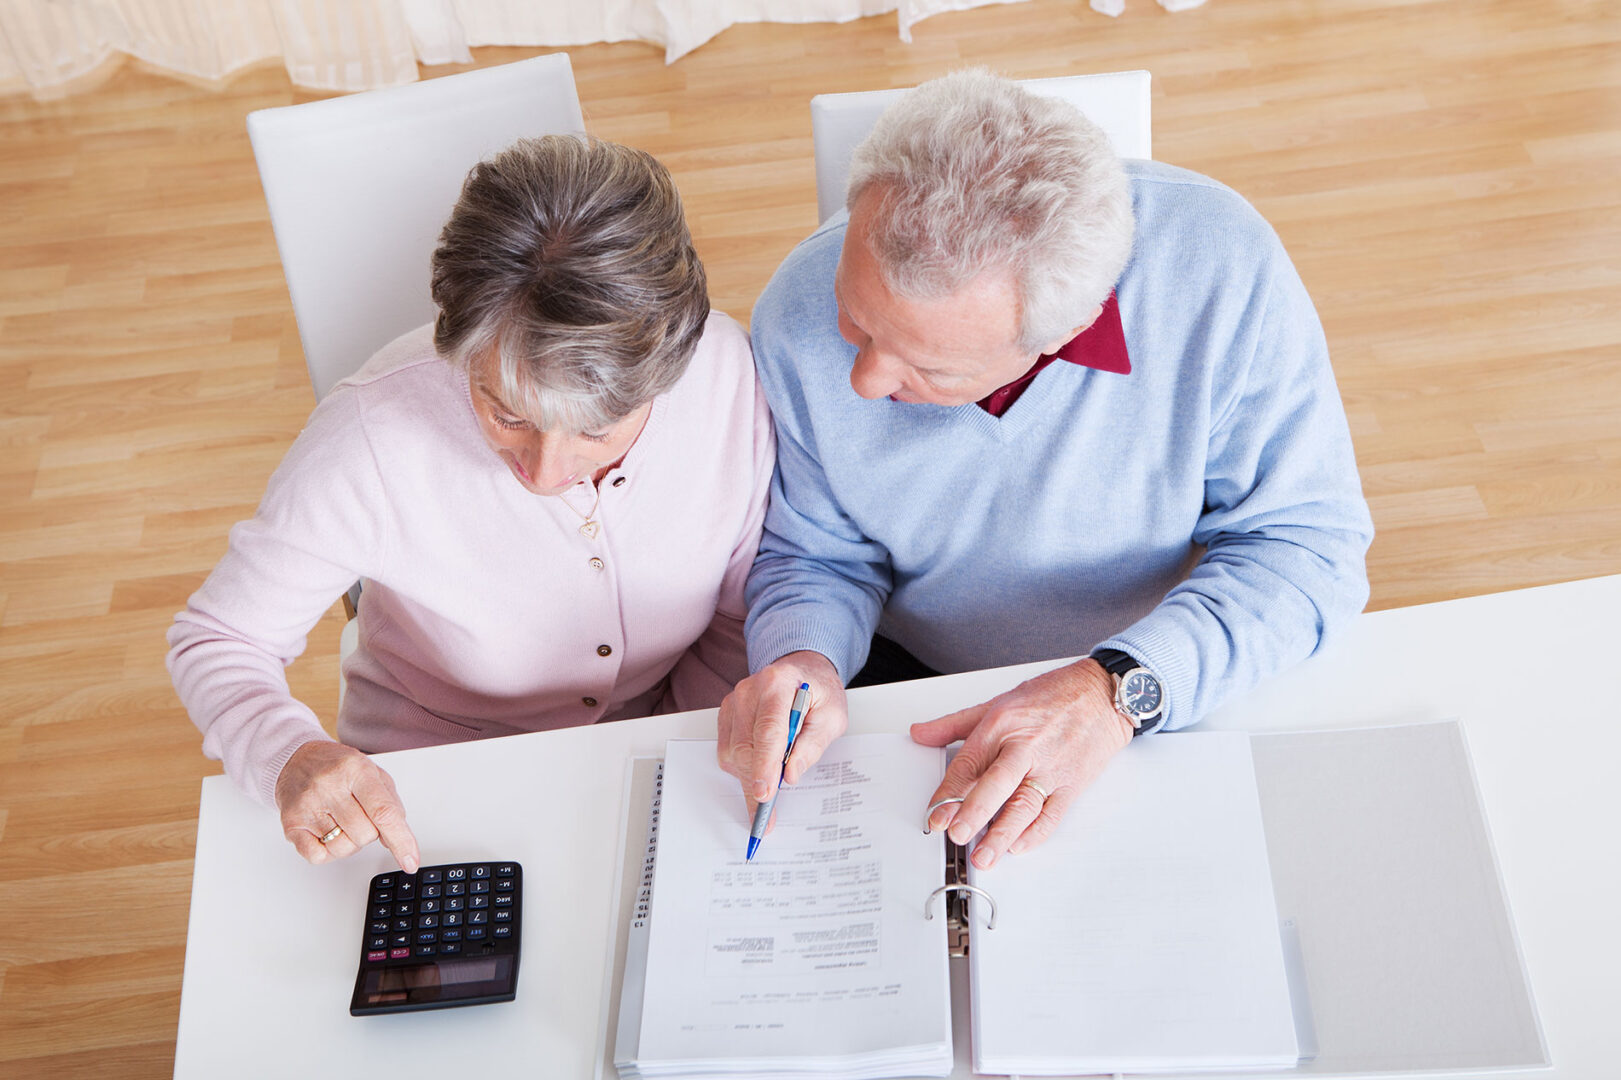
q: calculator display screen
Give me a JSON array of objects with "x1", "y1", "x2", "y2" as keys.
[{"x1": 359, "y1": 955, "x2": 512, "y2": 1004}]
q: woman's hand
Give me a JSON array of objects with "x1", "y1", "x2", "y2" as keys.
[{"x1": 275, "y1": 741, "x2": 421, "y2": 872}]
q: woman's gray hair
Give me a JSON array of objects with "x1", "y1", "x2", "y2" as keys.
[
  {"x1": 432, "y1": 134, "x2": 709, "y2": 432},
  {"x1": 847, "y1": 69, "x2": 1134, "y2": 352}
]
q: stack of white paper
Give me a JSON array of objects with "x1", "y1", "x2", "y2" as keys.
[{"x1": 616, "y1": 735, "x2": 953, "y2": 1080}]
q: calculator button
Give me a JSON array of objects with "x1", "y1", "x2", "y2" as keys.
[
  {"x1": 372, "y1": 904, "x2": 391, "y2": 919},
  {"x1": 397, "y1": 880, "x2": 414, "y2": 896},
  {"x1": 447, "y1": 882, "x2": 466, "y2": 896},
  {"x1": 369, "y1": 936, "x2": 388, "y2": 949},
  {"x1": 418, "y1": 914, "x2": 438, "y2": 929},
  {"x1": 495, "y1": 879, "x2": 514, "y2": 892},
  {"x1": 493, "y1": 925, "x2": 513, "y2": 939},
  {"x1": 472, "y1": 865, "x2": 490, "y2": 879},
  {"x1": 471, "y1": 881, "x2": 490, "y2": 894},
  {"x1": 420, "y1": 899, "x2": 439, "y2": 913},
  {"x1": 471, "y1": 895, "x2": 489, "y2": 909},
  {"x1": 496, "y1": 864, "x2": 515, "y2": 876},
  {"x1": 376, "y1": 875, "x2": 395, "y2": 888},
  {"x1": 442, "y1": 929, "x2": 462, "y2": 941},
  {"x1": 415, "y1": 945, "x2": 436, "y2": 958},
  {"x1": 445, "y1": 897, "x2": 464, "y2": 911},
  {"x1": 367, "y1": 950, "x2": 388, "y2": 962},
  {"x1": 442, "y1": 912, "x2": 462, "y2": 927},
  {"x1": 395, "y1": 902, "x2": 414, "y2": 915},
  {"x1": 417, "y1": 931, "x2": 438, "y2": 945},
  {"x1": 394, "y1": 919, "x2": 412, "y2": 933},
  {"x1": 446, "y1": 867, "x2": 467, "y2": 881},
  {"x1": 467, "y1": 927, "x2": 487, "y2": 941},
  {"x1": 423, "y1": 884, "x2": 442, "y2": 898},
  {"x1": 494, "y1": 910, "x2": 512, "y2": 923},
  {"x1": 439, "y1": 943, "x2": 461, "y2": 955},
  {"x1": 469, "y1": 911, "x2": 488, "y2": 925},
  {"x1": 392, "y1": 933, "x2": 410, "y2": 947},
  {"x1": 421, "y1": 869, "x2": 442, "y2": 884},
  {"x1": 493, "y1": 892, "x2": 513, "y2": 905},
  {"x1": 370, "y1": 921, "x2": 389, "y2": 934},
  {"x1": 372, "y1": 890, "x2": 392, "y2": 903},
  {"x1": 390, "y1": 947, "x2": 411, "y2": 959}
]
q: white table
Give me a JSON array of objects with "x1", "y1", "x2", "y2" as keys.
[{"x1": 174, "y1": 576, "x2": 1621, "y2": 1078}]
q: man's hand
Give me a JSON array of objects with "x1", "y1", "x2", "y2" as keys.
[
  {"x1": 717, "y1": 651, "x2": 848, "y2": 808},
  {"x1": 910, "y1": 658, "x2": 1133, "y2": 870},
  {"x1": 275, "y1": 740, "x2": 421, "y2": 872}
]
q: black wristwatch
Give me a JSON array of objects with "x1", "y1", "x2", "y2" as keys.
[{"x1": 1091, "y1": 648, "x2": 1165, "y2": 736}]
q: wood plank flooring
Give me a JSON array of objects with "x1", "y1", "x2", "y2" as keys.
[{"x1": 1, "y1": 1, "x2": 1618, "y2": 1074}]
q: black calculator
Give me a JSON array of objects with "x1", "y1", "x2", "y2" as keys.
[{"x1": 350, "y1": 860, "x2": 522, "y2": 1016}]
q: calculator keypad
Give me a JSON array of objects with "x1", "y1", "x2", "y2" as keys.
[{"x1": 360, "y1": 862, "x2": 521, "y2": 965}]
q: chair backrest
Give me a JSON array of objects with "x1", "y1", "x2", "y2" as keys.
[
  {"x1": 810, "y1": 70, "x2": 1152, "y2": 224},
  {"x1": 247, "y1": 54, "x2": 586, "y2": 400}
]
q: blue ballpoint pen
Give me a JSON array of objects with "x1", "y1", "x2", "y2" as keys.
[{"x1": 745, "y1": 682, "x2": 811, "y2": 861}]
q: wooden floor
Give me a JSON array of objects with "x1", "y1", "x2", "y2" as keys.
[{"x1": 1, "y1": 0, "x2": 1618, "y2": 1074}]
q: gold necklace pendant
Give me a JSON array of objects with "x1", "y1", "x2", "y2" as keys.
[{"x1": 559, "y1": 479, "x2": 603, "y2": 540}]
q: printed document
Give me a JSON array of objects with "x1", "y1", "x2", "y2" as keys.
[{"x1": 627, "y1": 735, "x2": 951, "y2": 1079}]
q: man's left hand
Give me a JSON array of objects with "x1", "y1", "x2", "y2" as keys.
[{"x1": 910, "y1": 658, "x2": 1134, "y2": 869}]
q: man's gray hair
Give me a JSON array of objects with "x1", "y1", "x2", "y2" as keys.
[
  {"x1": 432, "y1": 134, "x2": 709, "y2": 432},
  {"x1": 847, "y1": 69, "x2": 1134, "y2": 351}
]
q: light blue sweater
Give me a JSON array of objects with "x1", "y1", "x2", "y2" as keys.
[{"x1": 745, "y1": 160, "x2": 1374, "y2": 730}]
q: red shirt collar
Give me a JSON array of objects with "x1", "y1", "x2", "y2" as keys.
[{"x1": 976, "y1": 290, "x2": 1130, "y2": 417}]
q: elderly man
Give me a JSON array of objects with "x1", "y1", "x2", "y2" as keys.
[{"x1": 719, "y1": 69, "x2": 1372, "y2": 870}]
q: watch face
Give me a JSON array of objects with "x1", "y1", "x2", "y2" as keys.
[{"x1": 1120, "y1": 670, "x2": 1162, "y2": 719}]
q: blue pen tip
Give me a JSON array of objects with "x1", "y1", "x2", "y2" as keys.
[{"x1": 745, "y1": 836, "x2": 760, "y2": 861}]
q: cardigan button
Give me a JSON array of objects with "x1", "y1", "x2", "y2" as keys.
[
  {"x1": 611, "y1": 476, "x2": 627, "y2": 487},
  {"x1": 589, "y1": 557, "x2": 604, "y2": 571},
  {"x1": 597, "y1": 644, "x2": 613, "y2": 657},
  {"x1": 582, "y1": 696, "x2": 598, "y2": 708}
]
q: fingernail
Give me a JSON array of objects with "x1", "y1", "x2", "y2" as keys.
[
  {"x1": 948, "y1": 823, "x2": 971, "y2": 846},
  {"x1": 973, "y1": 846, "x2": 996, "y2": 869},
  {"x1": 1007, "y1": 839, "x2": 1026, "y2": 856},
  {"x1": 755, "y1": 781, "x2": 772, "y2": 801}
]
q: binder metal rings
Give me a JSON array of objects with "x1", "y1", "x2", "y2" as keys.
[
  {"x1": 925, "y1": 883, "x2": 997, "y2": 930},
  {"x1": 922, "y1": 796, "x2": 965, "y2": 834}
]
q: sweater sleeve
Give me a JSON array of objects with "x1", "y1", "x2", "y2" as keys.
[
  {"x1": 166, "y1": 387, "x2": 392, "y2": 806},
  {"x1": 742, "y1": 281, "x2": 892, "y2": 681},
  {"x1": 664, "y1": 365, "x2": 777, "y2": 710},
  {"x1": 1097, "y1": 237, "x2": 1374, "y2": 732}
]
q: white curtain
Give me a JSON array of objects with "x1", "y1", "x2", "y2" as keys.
[{"x1": 0, "y1": 0, "x2": 1205, "y2": 96}]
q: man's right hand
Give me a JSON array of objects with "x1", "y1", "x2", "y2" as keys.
[
  {"x1": 717, "y1": 651, "x2": 848, "y2": 807},
  {"x1": 275, "y1": 740, "x2": 421, "y2": 873}
]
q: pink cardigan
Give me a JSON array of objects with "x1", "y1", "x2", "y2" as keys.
[{"x1": 168, "y1": 313, "x2": 773, "y2": 807}]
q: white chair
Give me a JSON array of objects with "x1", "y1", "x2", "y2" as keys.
[
  {"x1": 809, "y1": 70, "x2": 1152, "y2": 224},
  {"x1": 246, "y1": 54, "x2": 586, "y2": 707},
  {"x1": 247, "y1": 53, "x2": 586, "y2": 401}
]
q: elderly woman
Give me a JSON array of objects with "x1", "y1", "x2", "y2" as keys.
[{"x1": 168, "y1": 135, "x2": 772, "y2": 872}]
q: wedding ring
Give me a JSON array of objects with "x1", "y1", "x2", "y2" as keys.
[
  {"x1": 1020, "y1": 778, "x2": 1052, "y2": 801},
  {"x1": 318, "y1": 823, "x2": 344, "y2": 845}
]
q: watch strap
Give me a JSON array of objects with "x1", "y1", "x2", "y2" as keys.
[{"x1": 1091, "y1": 648, "x2": 1138, "y2": 677}]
